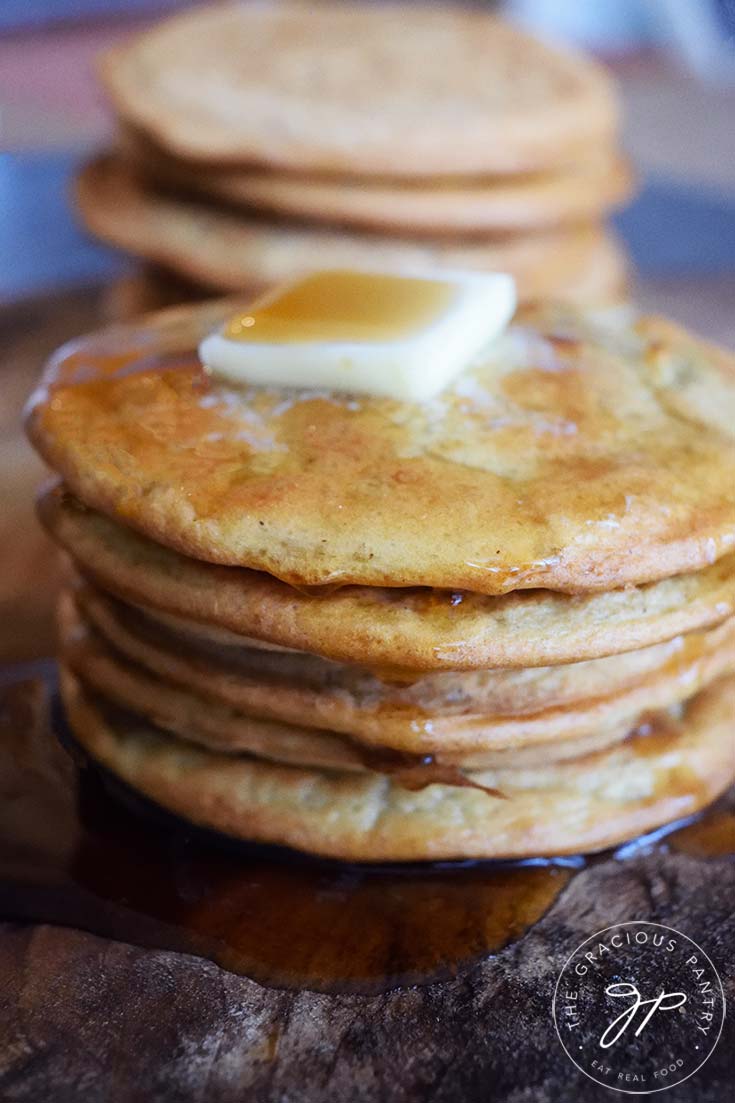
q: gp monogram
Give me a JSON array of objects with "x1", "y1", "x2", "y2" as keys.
[
  {"x1": 598, "y1": 982, "x2": 688, "y2": 1050},
  {"x1": 552, "y1": 922, "x2": 725, "y2": 1094}
]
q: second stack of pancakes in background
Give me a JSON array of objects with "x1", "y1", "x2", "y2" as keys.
[{"x1": 77, "y1": 0, "x2": 634, "y2": 313}]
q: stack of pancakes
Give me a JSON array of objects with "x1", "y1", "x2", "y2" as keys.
[
  {"x1": 26, "y1": 296, "x2": 735, "y2": 861},
  {"x1": 78, "y1": 1, "x2": 633, "y2": 312}
]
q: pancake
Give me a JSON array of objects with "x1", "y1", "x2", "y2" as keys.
[
  {"x1": 59, "y1": 667, "x2": 735, "y2": 861},
  {"x1": 28, "y1": 296, "x2": 735, "y2": 594},
  {"x1": 39, "y1": 486, "x2": 735, "y2": 671},
  {"x1": 68, "y1": 583, "x2": 735, "y2": 755},
  {"x1": 62, "y1": 592, "x2": 735, "y2": 763},
  {"x1": 60, "y1": 662, "x2": 368, "y2": 776},
  {"x1": 59, "y1": 600, "x2": 639, "y2": 773},
  {"x1": 547, "y1": 238, "x2": 628, "y2": 308},
  {"x1": 74, "y1": 155, "x2": 626, "y2": 304},
  {"x1": 76, "y1": 580, "x2": 730, "y2": 715},
  {"x1": 101, "y1": 265, "x2": 210, "y2": 324},
  {"x1": 124, "y1": 126, "x2": 633, "y2": 236},
  {"x1": 100, "y1": 2, "x2": 618, "y2": 177}
]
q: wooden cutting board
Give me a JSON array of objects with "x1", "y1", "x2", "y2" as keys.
[{"x1": 1, "y1": 286, "x2": 733, "y2": 1103}]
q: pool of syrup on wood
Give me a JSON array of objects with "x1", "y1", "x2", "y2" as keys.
[{"x1": 1, "y1": 674, "x2": 732, "y2": 994}]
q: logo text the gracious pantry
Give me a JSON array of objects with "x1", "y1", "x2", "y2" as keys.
[{"x1": 552, "y1": 921, "x2": 724, "y2": 1093}]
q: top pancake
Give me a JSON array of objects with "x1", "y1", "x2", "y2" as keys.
[
  {"x1": 27, "y1": 297, "x2": 735, "y2": 594},
  {"x1": 100, "y1": 1, "x2": 618, "y2": 177}
]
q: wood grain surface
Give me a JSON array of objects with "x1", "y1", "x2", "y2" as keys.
[
  {"x1": 0, "y1": 285, "x2": 733, "y2": 1103},
  {"x1": 1, "y1": 823, "x2": 734, "y2": 1102}
]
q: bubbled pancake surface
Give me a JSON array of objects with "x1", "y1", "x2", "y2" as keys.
[
  {"x1": 60, "y1": 667, "x2": 735, "y2": 861},
  {"x1": 100, "y1": 1, "x2": 618, "y2": 176},
  {"x1": 28, "y1": 295, "x2": 735, "y2": 594},
  {"x1": 39, "y1": 487, "x2": 735, "y2": 670},
  {"x1": 74, "y1": 155, "x2": 625, "y2": 304}
]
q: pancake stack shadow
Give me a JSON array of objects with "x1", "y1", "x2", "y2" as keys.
[
  {"x1": 77, "y1": 1, "x2": 634, "y2": 318},
  {"x1": 26, "y1": 297, "x2": 735, "y2": 862}
]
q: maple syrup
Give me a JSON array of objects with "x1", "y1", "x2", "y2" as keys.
[
  {"x1": 666, "y1": 807, "x2": 735, "y2": 857},
  {"x1": 1, "y1": 672, "x2": 732, "y2": 995},
  {"x1": 223, "y1": 270, "x2": 456, "y2": 344}
]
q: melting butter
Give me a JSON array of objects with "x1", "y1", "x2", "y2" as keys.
[{"x1": 199, "y1": 268, "x2": 516, "y2": 402}]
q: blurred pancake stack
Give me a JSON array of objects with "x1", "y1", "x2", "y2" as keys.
[
  {"x1": 26, "y1": 292, "x2": 735, "y2": 861},
  {"x1": 78, "y1": 0, "x2": 634, "y2": 317}
]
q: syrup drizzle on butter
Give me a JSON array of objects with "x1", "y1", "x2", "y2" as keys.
[{"x1": 224, "y1": 270, "x2": 457, "y2": 344}]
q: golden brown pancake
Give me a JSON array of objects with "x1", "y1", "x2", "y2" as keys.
[
  {"x1": 74, "y1": 155, "x2": 627, "y2": 305},
  {"x1": 39, "y1": 487, "x2": 735, "y2": 671},
  {"x1": 76, "y1": 578, "x2": 730, "y2": 715},
  {"x1": 59, "y1": 596, "x2": 640, "y2": 773},
  {"x1": 28, "y1": 297, "x2": 735, "y2": 594},
  {"x1": 66, "y1": 583, "x2": 735, "y2": 755},
  {"x1": 100, "y1": 2, "x2": 618, "y2": 177},
  {"x1": 60, "y1": 667, "x2": 735, "y2": 861},
  {"x1": 123, "y1": 124, "x2": 633, "y2": 236}
]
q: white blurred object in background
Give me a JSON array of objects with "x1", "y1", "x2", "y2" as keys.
[
  {"x1": 656, "y1": 0, "x2": 735, "y2": 82},
  {"x1": 504, "y1": 0, "x2": 653, "y2": 54},
  {"x1": 505, "y1": 0, "x2": 735, "y2": 81}
]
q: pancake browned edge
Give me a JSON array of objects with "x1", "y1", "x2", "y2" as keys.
[
  {"x1": 121, "y1": 124, "x2": 634, "y2": 237},
  {"x1": 63, "y1": 582, "x2": 735, "y2": 760},
  {"x1": 74, "y1": 155, "x2": 628, "y2": 307},
  {"x1": 60, "y1": 667, "x2": 735, "y2": 862},
  {"x1": 39, "y1": 485, "x2": 735, "y2": 672}
]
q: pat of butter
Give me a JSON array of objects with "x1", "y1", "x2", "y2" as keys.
[{"x1": 198, "y1": 269, "x2": 516, "y2": 402}]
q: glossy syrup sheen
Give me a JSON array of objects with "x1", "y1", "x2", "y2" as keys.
[
  {"x1": 1, "y1": 674, "x2": 732, "y2": 995},
  {"x1": 223, "y1": 270, "x2": 456, "y2": 343},
  {"x1": 0, "y1": 674, "x2": 572, "y2": 993},
  {"x1": 29, "y1": 296, "x2": 735, "y2": 599}
]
